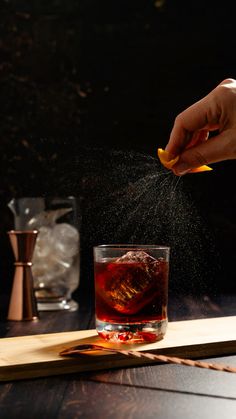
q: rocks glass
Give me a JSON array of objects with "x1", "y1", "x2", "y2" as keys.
[
  {"x1": 8, "y1": 197, "x2": 80, "y2": 311},
  {"x1": 94, "y1": 244, "x2": 170, "y2": 343}
]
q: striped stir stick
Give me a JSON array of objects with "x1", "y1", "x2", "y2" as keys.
[{"x1": 60, "y1": 344, "x2": 236, "y2": 374}]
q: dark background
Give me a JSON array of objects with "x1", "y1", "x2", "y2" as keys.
[{"x1": 1, "y1": 0, "x2": 236, "y2": 307}]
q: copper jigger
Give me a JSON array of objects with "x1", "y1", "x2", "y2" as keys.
[{"x1": 7, "y1": 230, "x2": 39, "y2": 321}]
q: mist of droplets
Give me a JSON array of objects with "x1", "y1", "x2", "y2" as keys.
[{"x1": 59, "y1": 146, "x2": 219, "y2": 297}]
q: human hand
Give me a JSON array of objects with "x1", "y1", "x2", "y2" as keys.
[{"x1": 165, "y1": 78, "x2": 236, "y2": 175}]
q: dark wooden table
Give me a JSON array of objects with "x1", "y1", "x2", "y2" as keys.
[{"x1": 1, "y1": 293, "x2": 236, "y2": 419}]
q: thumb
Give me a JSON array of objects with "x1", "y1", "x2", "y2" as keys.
[{"x1": 172, "y1": 130, "x2": 234, "y2": 175}]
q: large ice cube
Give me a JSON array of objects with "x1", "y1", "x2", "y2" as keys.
[
  {"x1": 115, "y1": 250, "x2": 157, "y2": 266},
  {"x1": 101, "y1": 250, "x2": 164, "y2": 314}
]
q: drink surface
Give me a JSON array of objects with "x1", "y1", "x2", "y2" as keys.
[{"x1": 95, "y1": 256, "x2": 168, "y2": 324}]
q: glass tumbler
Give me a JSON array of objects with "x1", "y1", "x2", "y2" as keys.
[{"x1": 94, "y1": 244, "x2": 170, "y2": 343}]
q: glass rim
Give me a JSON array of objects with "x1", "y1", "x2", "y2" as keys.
[{"x1": 93, "y1": 244, "x2": 170, "y2": 251}]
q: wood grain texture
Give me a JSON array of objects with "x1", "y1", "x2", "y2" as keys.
[
  {"x1": 56, "y1": 380, "x2": 236, "y2": 419},
  {"x1": 0, "y1": 316, "x2": 236, "y2": 381}
]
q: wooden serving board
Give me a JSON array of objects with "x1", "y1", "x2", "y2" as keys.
[{"x1": 0, "y1": 316, "x2": 236, "y2": 381}]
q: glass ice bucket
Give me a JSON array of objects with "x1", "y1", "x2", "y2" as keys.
[{"x1": 8, "y1": 196, "x2": 80, "y2": 311}]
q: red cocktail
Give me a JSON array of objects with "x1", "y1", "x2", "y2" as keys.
[{"x1": 94, "y1": 245, "x2": 170, "y2": 343}]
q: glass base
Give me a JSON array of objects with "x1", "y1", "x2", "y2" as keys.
[
  {"x1": 37, "y1": 299, "x2": 79, "y2": 312},
  {"x1": 96, "y1": 318, "x2": 167, "y2": 343}
]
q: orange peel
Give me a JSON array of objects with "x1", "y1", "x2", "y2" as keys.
[
  {"x1": 157, "y1": 148, "x2": 212, "y2": 173},
  {"x1": 190, "y1": 165, "x2": 212, "y2": 173},
  {"x1": 157, "y1": 148, "x2": 179, "y2": 169}
]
